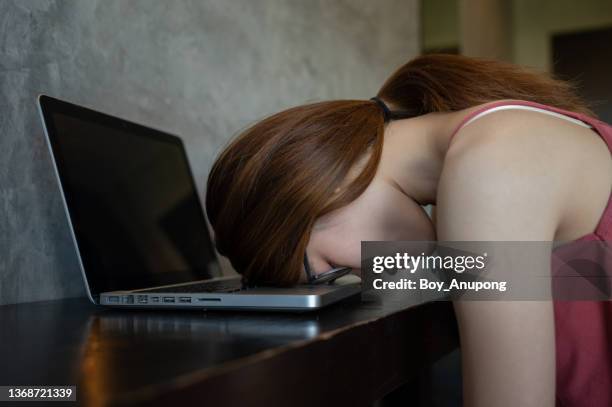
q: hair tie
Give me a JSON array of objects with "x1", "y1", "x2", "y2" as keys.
[{"x1": 370, "y1": 97, "x2": 391, "y2": 123}]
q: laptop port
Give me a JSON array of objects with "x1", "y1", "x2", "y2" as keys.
[
  {"x1": 125, "y1": 295, "x2": 134, "y2": 304},
  {"x1": 163, "y1": 297, "x2": 175, "y2": 303},
  {"x1": 137, "y1": 295, "x2": 148, "y2": 304},
  {"x1": 108, "y1": 296, "x2": 119, "y2": 303},
  {"x1": 198, "y1": 298, "x2": 222, "y2": 302},
  {"x1": 179, "y1": 297, "x2": 192, "y2": 303},
  {"x1": 151, "y1": 297, "x2": 160, "y2": 302}
]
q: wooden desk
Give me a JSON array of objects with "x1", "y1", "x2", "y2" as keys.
[{"x1": 0, "y1": 292, "x2": 458, "y2": 406}]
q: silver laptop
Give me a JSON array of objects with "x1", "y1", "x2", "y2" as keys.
[{"x1": 37, "y1": 95, "x2": 361, "y2": 311}]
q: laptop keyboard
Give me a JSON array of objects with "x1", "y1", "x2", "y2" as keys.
[{"x1": 137, "y1": 280, "x2": 244, "y2": 294}]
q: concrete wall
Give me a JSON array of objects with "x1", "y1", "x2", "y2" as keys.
[{"x1": 0, "y1": 0, "x2": 419, "y2": 306}]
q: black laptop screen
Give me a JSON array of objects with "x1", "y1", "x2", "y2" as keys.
[{"x1": 41, "y1": 97, "x2": 220, "y2": 296}]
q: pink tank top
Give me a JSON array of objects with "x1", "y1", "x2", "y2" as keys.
[{"x1": 450, "y1": 100, "x2": 612, "y2": 407}]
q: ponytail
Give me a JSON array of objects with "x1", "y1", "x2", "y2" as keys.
[{"x1": 377, "y1": 53, "x2": 595, "y2": 117}]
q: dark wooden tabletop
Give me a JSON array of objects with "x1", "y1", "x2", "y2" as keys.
[{"x1": 0, "y1": 291, "x2": 458, "y2": 407}]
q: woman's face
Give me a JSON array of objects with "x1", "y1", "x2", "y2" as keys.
[{"x1": 302, "y1": 174, "x2": 436, "y2": 281}]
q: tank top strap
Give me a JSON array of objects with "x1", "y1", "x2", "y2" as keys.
[{"x1": 448, "y1": 99, "x2": 610, "y2": 149}]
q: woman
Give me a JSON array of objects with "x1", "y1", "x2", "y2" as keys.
[{"x1": 205, "y1": 54, "x2": 612, "y2": 406}]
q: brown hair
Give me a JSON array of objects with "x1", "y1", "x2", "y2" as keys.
[{"x1": 205, "y1": 53, "x2": 595, "y2": 286}]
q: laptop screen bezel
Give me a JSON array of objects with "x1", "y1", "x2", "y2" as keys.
[{"x1": 37, "y1": 95, "x2": 220, "y2": 301}]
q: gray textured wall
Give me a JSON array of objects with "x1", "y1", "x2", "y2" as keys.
[{"x1": 0, "y1": 0, "x2": 419, "y2": 305}]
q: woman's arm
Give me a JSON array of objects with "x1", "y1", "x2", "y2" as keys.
[{"x1": 436, "y1": 117, "x2": 565, "y2": 407}]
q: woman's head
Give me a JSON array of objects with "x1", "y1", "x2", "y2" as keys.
[
  {"x1": 206, "y1": 53, "x2": 594, "y2": 286},
  {"x1": 206, "y1": 99, "x2": 389, "y2": 286}
]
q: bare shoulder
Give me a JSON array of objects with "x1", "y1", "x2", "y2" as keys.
[{"x1": 437, "y1": 108, "x2": 611, "y2": 241}]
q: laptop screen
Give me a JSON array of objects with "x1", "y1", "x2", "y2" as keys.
[{"x1": 40, "y1": 96, "x2": 220, "y2": 296}]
